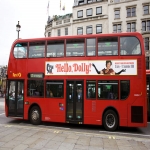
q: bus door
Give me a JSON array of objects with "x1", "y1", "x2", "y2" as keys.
[
  {"x1": 6, "y1": 80, "x2": 24, "y2": 117},
  {"x1": 66, "y1": 80, "x2": 83, "y2": 123}
]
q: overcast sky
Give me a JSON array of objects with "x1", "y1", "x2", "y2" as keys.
[{"x1": 0, "y1": 0, "x2": 74, "y2": 66}]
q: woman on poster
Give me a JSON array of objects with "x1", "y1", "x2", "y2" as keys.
[{"x1": 92, "y1": 60, "x2": 126, "y2": 75}]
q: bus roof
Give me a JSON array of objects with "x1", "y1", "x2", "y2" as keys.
[{"x1": 13, "y1": 32, "x2": 142, "y2": 43}]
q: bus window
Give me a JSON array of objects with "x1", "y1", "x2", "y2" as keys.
[
  {"x1": 47, "y1": 40, "x2": 64, "y2": 57},
  {"x1": 86, "y1": 80, "x2": 96, "y2": 99},
  {"x1": 29, "y1": 42, "x2": 45, "y2": 58},
  {"x1": 46, "y1": 80, "x2": 64, "y2": 98},
  {"x1": 120, "y1": 80, "x2": 130, "y2": 100},
  {"x1": 86, "y1": 38, "x2": 96, "y2": 56},
  {"x1": 14, "y1": 43, "x2": 27, "y2": 58},
  {"x1": 98, "y1": 37, "x2": 118, "y2": 56},
  {"x1": 66, "y1": 39, "x2": 84, "y2": 57},
  {"x1": 120, "y1": 37, "x2": 141, "y2": 55},
  {"x1": 98, "y1": 81, "x2": 118, "y2": 99},
  {"x1": 27, "y1": 80, "x2": 44, "y2": 97}
]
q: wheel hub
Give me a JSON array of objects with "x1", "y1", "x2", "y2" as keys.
[
  {"x1": 32, "y1": 110, "x2": 39, "y2": 121},
  {"x1": 106, "y1": 114, "x2": 115, "y2": 128}
]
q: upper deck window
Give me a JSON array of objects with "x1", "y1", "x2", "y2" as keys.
[
  {"x1": 98, "y1": 37, "x2": 118, "y2": 56},
  {"x1": 47, "y1": 40, "x2": 64, "y2": 57},
  {"x1": 66, "y1": 39, "x2": 84, "y2": 57},
  {"x1": 120, "y1": 37, "x2": 141, "y2": 55},
  {"x1": 29, "y1": 42, "x2": 45, "y2": 58},
  {"x1": 86, "y1": 38, "x2": 96, "y2": 56},
  {"x1": 13, "y1": 43, "x2": 27, "y2": 58}
]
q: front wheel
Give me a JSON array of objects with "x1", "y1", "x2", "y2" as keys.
[
  {"x1": 29, "y1": 106, "x2": 41, "y2": 125},
  {"x1": 103, "y1": 110, "x2": 118, "y2": 131}
]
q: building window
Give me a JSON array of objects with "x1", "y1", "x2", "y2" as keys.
[
  {"x1": 142, "y1": 20, "x2": 150, "y2": 31},
  {"x1": 148, "y1": 20, "x2": 150, "y2": 31},
  {"x1": 114, "y1": 0, "x2": 120, "y2": 3},
  {"x1": 87, "y1": 0, "x2": 93, "y2": 3},
  {"x1": 77, "y1": 27, "x2": 83, "y2": 35},
  {"x1": 113, "y1": 24, "x2": 121, "y2": 33},
  {"x1": 48, "y1": 32, "x2": 51, "y2": 37},
  {"x1": 127, "y1": 7, "x2": 136, "y2": 17},
  {"x1": 96, "y1": 7, "x2": 102, "y2": 15},
  {"x1": 77, "y1": 10, "x2": 83, "y2": 18},
  {"x1": 78, "y1": 0, "x2": 84, "y2": 5},
  {"x1": 65, "y1": 28, "x2": 68, "y2": 35},
  {"x1": 114, "y1": 10, "x2": 120, "y2": 19},
  {"x1": 143, "y1": 5, "x2": 149, "y2": 15},
  {"x1": 57, "y1": 29, "x2": 61, "y2": 36},
  {"x1": 127, "y1": 22, "x2": 136, "y2": 32},
  {"x1": 87, "y1": 8, "x2": 92, "y2": 16},
  {"x1": 86, "y1": 26, "x2": 92, "y2": 34},
  {"x1": 145, "y1": 37, "x2": 149, "y2": 50},
  {"x1": 96, "y1": 24, "x2": 102, "y2": 33}
]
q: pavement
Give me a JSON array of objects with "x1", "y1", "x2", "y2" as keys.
[{"x1": 0, "y1": 123, "x2": 150, "y2": 150}]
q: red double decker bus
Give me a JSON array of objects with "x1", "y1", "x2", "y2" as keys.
[{"x1": 5, "y1": 32, "x2": 147, "y2": 131}]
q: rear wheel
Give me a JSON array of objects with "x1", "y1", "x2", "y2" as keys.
[
  {"x1": 29, "y1": 106, "x2": 41, "y2": 125},
  {"x1": 103, "y1": 109, "x2": 118, "y2": 131}
]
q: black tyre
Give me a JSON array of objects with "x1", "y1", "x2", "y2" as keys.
[
  {"x1": 29, "y1": 106, "x2": 41, "y2": 125},
  {"x1": 103, "y1": 109, "x2": 118, "y2": 131}
]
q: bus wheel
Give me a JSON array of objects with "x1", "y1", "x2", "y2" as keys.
[
  {"x1": 29, "y1": 106, "x2": 41, "y2": 125},
  {"x1": 103, "y1": 110, "x2": 118, "y2": 131}
]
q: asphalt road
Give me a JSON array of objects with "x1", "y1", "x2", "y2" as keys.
[{"x1": 0, "y1": 97, "x2": 150, "y2": 139}]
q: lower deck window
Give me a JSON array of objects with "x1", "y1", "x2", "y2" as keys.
[
  {"x1": 46, "y1": 80, "x2": 64, "y2": 98},
  {"x1": 120, "y1": 80, "x2": 130, "y2": 100},
  {"x1": 86, "y1": 80, "x2": 96, "y2": 99},
  {"x1": 27, "y1": 80, "x2": 44, "y2": 97},
  {"x1": 98, "y1": 81, "x2": 118, "y2": 99}
]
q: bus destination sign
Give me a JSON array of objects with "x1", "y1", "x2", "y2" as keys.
[{"x1": 28, "y1": 73, "x2": 44, "y2": 78}]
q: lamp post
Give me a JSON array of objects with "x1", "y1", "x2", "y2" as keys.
[{"x1": 16, "y1": 21, "x2": 21, "y2": 39}]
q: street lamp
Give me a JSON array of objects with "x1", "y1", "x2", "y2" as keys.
[{"x1": 16, "y1": 21, "x2": 21, "y2": 39}]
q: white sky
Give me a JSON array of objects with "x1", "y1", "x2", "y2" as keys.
[{"x1": 0, "y1": 0, "x2": 74, "y2": 65}]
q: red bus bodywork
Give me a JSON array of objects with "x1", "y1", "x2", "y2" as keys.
[{"x1": 5, "y1": 32, "x2": 147, "y2": 130}]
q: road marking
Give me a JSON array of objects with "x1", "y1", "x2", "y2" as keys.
[
  {"x1": 19, "y1": 123, "x2": 70, "y2": 130},
  {"x1": 54, "y1": 130, "x2": 60, "y2": 133},
  {"x1": 5, "y1": 125, "x2": 12, "y2": 128},
  {"x1": 108, "y1": 136, "x2": 116, "y2": 139},
  {"x1": 0, "y1": 113, "x2": 5, "y2": 116},
  {"x1": 99, "y1": 130, "x2": 150, "y2": 137},
  {"x1": 38, "y1": 125, "x2": 70, "y2": 130}
]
